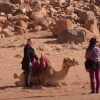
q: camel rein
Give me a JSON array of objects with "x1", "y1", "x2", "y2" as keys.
[{"x1": 66, "y1": 59, "x2": 82, "y2": 82}]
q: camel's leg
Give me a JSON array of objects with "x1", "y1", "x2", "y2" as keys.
[
  {"x1": 14, "y1": 72, "x2": 25, "y2": 87},
  {"x1": 14, "y1": 73, "x2": 19, "y2": 78},
  {"x1": 14, "y1": 81, "x2": 20, "y2": 87},
  {"x1": 19, "y1": 72, "x2": 26, "y2": 87},
  {"x1": 61, "y1": 82, "x2": 67, "y2": 86},
  {"x1": 30, "y1": 76, "x2": 41, "y2": 85}
]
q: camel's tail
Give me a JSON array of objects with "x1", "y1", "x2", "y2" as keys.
[{"x1": 14, "y1": 73, "x2": 19, "y2": 78}]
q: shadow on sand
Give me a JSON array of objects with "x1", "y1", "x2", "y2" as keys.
[
  {"x1": 0, "y1": 85, "x2": 17, "y2": 90},
  {"x1": 31, "y1": 35, "x2": 56, "y2": 39},
  {"x1": 1, "y1": 95, "x2": 55, "y2": 100}
]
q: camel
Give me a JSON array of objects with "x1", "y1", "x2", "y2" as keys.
[{"x1": 14, "y1": 57, "x2": 79, "y2": 87}]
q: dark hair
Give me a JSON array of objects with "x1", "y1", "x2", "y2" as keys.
[
  {"x1": 86, "y1": 38, "x2": 97, "y2": 51},
  {"x1": 27, "y1": 38, "x2": 32, "y2": 42}
]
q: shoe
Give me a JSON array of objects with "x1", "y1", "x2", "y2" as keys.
[
  {"x1": 25, "y1": 84, "x2": 31, "y2": 87},
  {"x1": 96, "y1": 91, "x2": 99, "y2": 93},
  {"x1": 29, "y1": 82, "x2": 33, "y2": 87},
  {"x1": 90, "y1": 91, "x2": 95, "y2": 94}
]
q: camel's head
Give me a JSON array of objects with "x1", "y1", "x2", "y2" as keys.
[{"x1": 63, "y1": 57, "x2": 79, "y2": 68}]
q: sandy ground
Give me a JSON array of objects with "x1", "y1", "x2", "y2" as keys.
[{"x1": 0, "y1": 31, "x2": 100, "y2": 100}]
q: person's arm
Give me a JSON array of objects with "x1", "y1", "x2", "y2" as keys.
[
  {"x1": 29, "y1": 47, "x2": 38, "y2": 62},
  {"x1": 34, "y1": 53, "x2": 38, "y2": 61},
  {"x1": 85, "y1": 51, "x2": 88, "y2": 59},
  {"x1": 24, "y1": 45, "x2": 31, "y2": 62},
  {"x1": 94, "y1": 47, "x2": 100, "y2": 61}
]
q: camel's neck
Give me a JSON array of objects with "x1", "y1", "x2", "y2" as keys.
[{"x1": 52, "y1": 64, "x2": 70, "y2": 81}]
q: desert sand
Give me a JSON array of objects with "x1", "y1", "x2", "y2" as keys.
[{"x1": 0, "y1": 31, "x2": 100, "y2": 100}]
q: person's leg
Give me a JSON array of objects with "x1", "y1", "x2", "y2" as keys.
[
  {"x1": 95, "y1": 68, "x2": 100, "y2": 93},
  {"x1": 88, "y1": 69, "x2": 95, "y2": 93},
  {"x1": 24, "y1": 70, "x2": 30, "y2": 87}
]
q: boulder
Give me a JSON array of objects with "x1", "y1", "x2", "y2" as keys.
[
  {"x1": 0, "y1": 2, "x2": 17, "y2": 14},
  {"x1": 2, "y1": 20, "x2": 14, "y2": 31},
  {"x1": 32, "y1": 17, "x2": 49, "y2": 30},
  {"x1": 0, "y1": 16, "x2": 7, "y2": 22},
  {"x1": 85, "y1": 19, "x2": 100, "y2": 36},
  {"x1": 15, "y1": 20, "x2": 28, "y2": 29},
  {"x1": 12, "y1": 14, "x2": 29, "y2": 22},
  {"x1": 33, "y1": 25, "x2": 42, "y2": 31},
  {"x1": 41, "y1": 0, "x2": 50, "y2": 5},
  {"x1": 0, "y1": 27, "x2": 2, "y2": 32},
  {"x1": 30, "y1": 7, "x2": 47, "y2": 20},
  {"x1": 13, "y1": 8, "x2": 27, "y2": 16},
  {"x1": 90, "y1": 0, "x2": 95, "y2": 3},
  {"x1": 0, "y1": 28, "x2": 14, "y2": 37},
  {"x1": 7, "y1": 14, "x2": 13, "y2": 20},
  {"x1": 65, "y1": 6, "x2": 74, "y2": 15},
  {"x1": 98, "y1": 22, "x2": 100, "y2": 34},
  {"x1": 0, "y1": 0, "x2": 10, "y2": 2},
  {"x1": 77, "y1": 10, "x2": 96, "y2": 24},
  {"x1": 45, "y1": 16, "x2": 55, "y2": 25},
  {"x1": 49, "y1": 6, "x2": 57, "y2": 14},
  {"x1": 59, "y1": 0, "x2": 66, "y2": 3},
  {"x1": 57, "y1": 27, "x2": 94, "y2": 44},
  {"x1": 86, "y1": 11, "x2": 96, "y2": 21},
  {"x1": 49, "y1": 0, "x2": 59, "y2": 5},
  {"x1": 51, "y1": 18, "x2": 76, "y2": 36},
  {"x1": 10, "y1": 0, "x2": 24, "y2": 5},
  {"x1": 14, "y1": 26, "x2": 26, "y2": 34},
  {"x1": 29, "y1": 0, "x2": 41, "y2": 10},
  {"x1": 94, "y1": 5, "x2": 100, "y2": 16}
]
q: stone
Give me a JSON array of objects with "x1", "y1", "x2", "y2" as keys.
[
  {"x1": 85, "y1": 19, "x2": 100, "y2": 36},
  {"x1": 13, "y1": 8, "x2": 27, "y2": 16},
  {"x1": 59, "y1": 0, "x2": 66, "y2": 4},
  {"x1": 29, "y1": 0, "x2": 41, "y2": 10},
  {"x1": 0, "y1": 12, "x2": 5, "y2": 16},
  {"x1": 33, "y1": 26, "x2": 42, "y2": 31},
  {"x1": 98, "y1": 22, "x2": 100, "y2": 35},
  {"x1": 15, "y1": 20, "x2": 28, "y2": 29},
  {"x1": 65, "y1": 6, "x2": 74, "y2": 15},
  {"x1": 51, "y1": 18, "x2": 76, "y2": 36},
  {"x1": 2, "y1": 20, "x2": 11, "y2": 29},
  {"x1": 30, "y1": 7, "x2": 47, "y2": 20},
  {"x1": 77, "y1": 10, "x2": 96, "y2": 24},
  {"x1": 45, "y1": 16, "x2": 55, "y2": 25},
  {"x1": 49, "y1": 6, "x2": 57, "y2": 13},
  {"x1": 14, "y1": 26, "x2": 26, "y2": 34},
  {"x1": 0, "y1": 16, "x2": 7, "y2": 22},
  {"x1": 2, "y1": 20, "x2": 14, "y2": 31},
  {"x1": 1, "y1": 34, "x2": 6, "y2": 38},
  {"x1": 33, "y1": 17, "x2": 49, "y2": 30},
  {"x1": 57, "y1": 27, "x2": 94, "y2": 44},
  {"x1": 12, "y1": 14, "x2": 29, "y2": 22},
  {"x1": 38, "y1": 45, "x2": 46, "y2": 51},
  {"x1": 10, "y1": 0, "x2": 24, "y2": 5},
  {"x1": 0, "y1": 2, "x2": 17, "y2": 14},
  {"x1": 0, "y1": 28, "x2": 14, "y2": 37},
  {"x1": 54, "y1": 45, "x2": 62, "y2": 51},
  {"x1": 0, "y1": 27, "x2": 2, "y2": 32},
  {"x1": 94, "y1": 5, "x2": 100, "y2": 16},
  {"x1": 86, "y1": 11, "x2": 96, "y2": 21},
  {"x1": 41, "y1": 0, "x2": 50, "y2": 5},
  {"x1": 7, "y1": 14, "x2": 13, "y2": 20}
]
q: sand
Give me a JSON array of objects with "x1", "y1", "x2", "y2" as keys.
[{"x1": 0, "y1": 31, "x2": 100, "y2": 100}]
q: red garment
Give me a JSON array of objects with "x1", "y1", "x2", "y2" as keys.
[{"x1": 32, "y1": 56, "x2": 50, "y2": 73}]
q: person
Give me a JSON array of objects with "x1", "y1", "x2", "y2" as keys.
[
  {"x1": 21, "y1": 38, "x2": 38, "y2": 87},
  {"x1": 85, "y1": 37, "x2": 100, "y2": 93}
]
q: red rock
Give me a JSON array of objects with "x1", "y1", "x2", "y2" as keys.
[
  {"x1": 51, "y1": 18, "x2": 76, "y2": 36},
  {"x1": 85, "y1": 19, "x2": 99, "y2": 37},
  {"x1": 65, "y1": 6, "x2": 74, "y2": 15}
]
